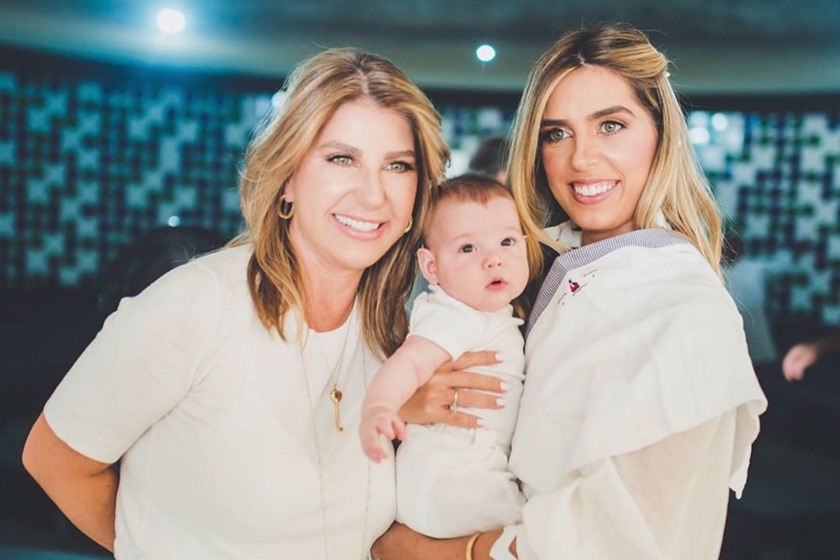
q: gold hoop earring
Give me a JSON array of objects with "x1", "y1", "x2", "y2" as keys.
[
  {"x1": 404, "y1": 217, "x2": 413, "y2": 234},
  {"x1": 278, "y1": 195, "x2": 295, "y2": 220}
]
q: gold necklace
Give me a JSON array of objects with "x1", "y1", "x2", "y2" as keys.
[
  {"x1": 300, "y1": 314, "x2": 371, "y2": 560},
  {"x1": 312, "y1": 314, "x2": 353, "y2": 432}
]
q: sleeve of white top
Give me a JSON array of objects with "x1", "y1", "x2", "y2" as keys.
[
  {"x1": 43, "y1": 260, "x2": 221, "y2": 464},
  {"x1": 516, "y1": 411, "x2": 737, "y2": 560},
  {"x1": 408, "y1": 290, "x2": 486, "y2": 360}
]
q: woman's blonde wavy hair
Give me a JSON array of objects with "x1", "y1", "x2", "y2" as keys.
[
  {"x1": 233, "y1": 48, "x2": 449, "y2": 360},
  {"x1": 508, "y1": 23, "x2": 723, "y2": 277}
]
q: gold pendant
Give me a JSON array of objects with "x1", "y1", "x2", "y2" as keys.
[{"x1": 330, "y1": 385, "x2": 344, "y2": 432}]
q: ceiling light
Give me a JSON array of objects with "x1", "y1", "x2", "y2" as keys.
[
  {"x1": 157, "y1": 9, "x2": 186, "y2": 34},
  {"x1": 476, "y1": 44, "x2": 496, "y2": 63}
]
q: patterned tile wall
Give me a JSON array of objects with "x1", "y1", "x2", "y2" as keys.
[
  {"x1": 690, "y1": 111, "x2": 839, "y2": 325},
  {"x1": 0, "y1": 68, "x2": 837, "y2": 325}
]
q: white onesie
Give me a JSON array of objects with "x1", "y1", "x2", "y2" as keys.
[{"x1": 395, "y1": 285, "x2": 526, "y2": 538}]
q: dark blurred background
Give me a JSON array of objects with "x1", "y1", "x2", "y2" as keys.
[{"x1": 0, "y1": 1, "x2": 838, "y2": 558}]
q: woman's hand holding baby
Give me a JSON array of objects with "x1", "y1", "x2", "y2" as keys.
[{"x1": 399, "y1": 351, "x2": 506, "y2": 429}]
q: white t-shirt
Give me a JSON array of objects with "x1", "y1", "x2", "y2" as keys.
[{"x1": 44, "y1": 245, "x2": 395, "y2": 559}]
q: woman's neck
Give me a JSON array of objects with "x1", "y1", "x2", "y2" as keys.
[
  {"x1": 303, "y1": 272, "x2": 360, "y2": 332},
  {"x1": 289, "y1": 237, "x2": 364, "y2": 332}
]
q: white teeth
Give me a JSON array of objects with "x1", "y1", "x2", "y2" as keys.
[
  {"x1": 573, "y1": 181, "x2": 616, "y2": 197},
  {"x1": 335, "y1": 214, "x2": 380, "y2": 232}
]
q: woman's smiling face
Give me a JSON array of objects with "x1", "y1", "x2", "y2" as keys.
[
  {"x1": 539, "y1": 65, "x2": 659, "y2": 245},
  {"x1": 284, "y1": 97, "x2": 418, "y2": 281}
]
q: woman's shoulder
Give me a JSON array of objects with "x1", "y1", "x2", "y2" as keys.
[
  {"x1": 127, "y1": 245, "x2": 252, "y2": 314},
  {"x1": 188, "y1": 244, "x2": 251, "y2": 271},
  {"x1": 174, "y1": 244, "x2": 252, "y2": 286}
]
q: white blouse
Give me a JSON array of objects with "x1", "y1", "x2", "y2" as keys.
[{"x1": 508, "y1": 228, "x2": 767, "y2": 559}]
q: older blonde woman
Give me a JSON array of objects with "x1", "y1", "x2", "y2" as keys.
[
  {"x1": 375, "y1": 24, "x2": 766, "y2": 560},
  {"x1": 22, "y1": 48, "x2": 449, "y2": 559}
]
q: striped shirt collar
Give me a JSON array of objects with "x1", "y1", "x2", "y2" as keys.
[{"x1": 526, "y1": 227, "x2": 690, "y2": 337}]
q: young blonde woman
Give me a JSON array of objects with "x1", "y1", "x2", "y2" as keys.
[
  {"x1": 374, "y1": 23, "x2": 767, "y2": 560},
  {"x1": 22, "y1": 48, "x2": 451, "y2": 559}
]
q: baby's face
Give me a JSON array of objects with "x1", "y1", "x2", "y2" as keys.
[{"x1": 419, "y1": 195, "x2": 529, "y2": 313}]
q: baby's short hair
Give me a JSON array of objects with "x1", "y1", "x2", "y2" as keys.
[{"x1": 424, "y1": 173, "x2": 513, "y2": 240}]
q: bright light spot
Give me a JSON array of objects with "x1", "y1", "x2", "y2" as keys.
[
  {"x1": 167, "y1": 215, "x2": 181, "y2": 227},
  {"x1": 688, "y1": 127, "x2": 710, "y2": 145},
  {"x1": 476, "y1": 44, "x2": 496, "y2": 63},
  {"x1": 157, "y1": 9, "x2": 186, "y2": 34},
  {"x1": 688, "y1": 112, "x2": 708, "y2": 128},
  {"x1": 711, "y1": 113, "x2": 729, "y2": 131}
]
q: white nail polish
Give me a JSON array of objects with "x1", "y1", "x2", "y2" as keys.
[
  {"x1": 476, "y1": 418, "x2": 486, "y2": 427},
  {"x1": 496, "y1": 397, "x2": 506, "y2": 407},
  {"x1": 495, "y1": 352, "x2": 504, "y2": 362},
  {"x1": 499, "y1": 381, "x2": 510, "y2": 392}
]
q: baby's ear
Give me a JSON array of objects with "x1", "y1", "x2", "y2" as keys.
[{"x1": 416, "y1": 248, "x2": 439, "y2": 285}]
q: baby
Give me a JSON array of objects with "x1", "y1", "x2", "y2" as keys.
[{"x1": 359, "y1": 173, "x2": 529, "y2": 538}]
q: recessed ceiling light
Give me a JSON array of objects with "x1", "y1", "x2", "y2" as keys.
[
  {"x1": 476, "y1": 44, "x2": 496, "y2": 63},
  {"x1": 157, "y1": 9, "x2": 186, "y2": 34}
]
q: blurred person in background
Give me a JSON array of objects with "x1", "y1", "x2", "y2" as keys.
[
  {"x1": 469, "y1": 135, "x2": 510, "y2": 183},
  {"x1": 782, "y1": 332, "x2": 840, "y2": 381}
]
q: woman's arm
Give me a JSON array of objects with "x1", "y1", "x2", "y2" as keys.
[
  {"x1": 372, "y1": 522, "x2": 503, "y2": 560},
  {"x1": 21, "y1": 261, "x2": 222, "y2": 552},
  {"x1": 22, "y1": 414, "x2": 118, "y2": 552}
]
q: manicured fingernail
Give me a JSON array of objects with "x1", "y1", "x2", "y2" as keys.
[
  {"x1": 496, "y1": 397, "x2": 506, "y2": 407},
  {"x1": 495, "y1": 352, "x2": 504, "y2": 362},
  {"x1": 476, "y1": 418, "x2": 486, "y2": 427},
  {"x1": 499, "y1": 381, "x2": 510, "y2": 392}
]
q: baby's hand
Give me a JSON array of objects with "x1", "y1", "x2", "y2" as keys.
[{"x1": 359, "y1": 406, "x2": 406, "y2": 463}]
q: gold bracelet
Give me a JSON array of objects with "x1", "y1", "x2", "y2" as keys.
[{"x1": 465, "y1": 531, "x2": 484, "y2": 560}]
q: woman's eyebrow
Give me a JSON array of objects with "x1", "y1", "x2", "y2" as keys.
[
  {"x1": 385, "y1": 149, "x2": 416, "y2": 159},
  {"x1": 540, "y1": 118, "x2": 568, "y2": 128},
  {"x1": 590, "y1": 105, "x2": 635, "y2": 119},
  {"x1": 316, "y1": 142, "x2": 414, "y2": 160},
  {"x1": 317, "y1": 141, "x2": 361, "y2": 156},
  {"x1": 540, "y1": 105, "x2": 636, "y2": 128}
]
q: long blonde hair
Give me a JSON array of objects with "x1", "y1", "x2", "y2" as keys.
[
  {"x1": 508, "y1": 24, "x2": 723, "y2": 276},
  {"x1": 235, "y1": 48, "x2": 449, "y2": 359}
]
